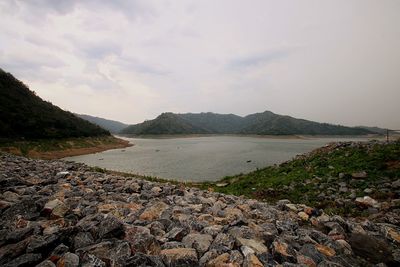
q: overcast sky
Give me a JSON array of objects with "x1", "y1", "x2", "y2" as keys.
[{"x1": 1, "y1": 0, "x2": 399, "y2": 128}]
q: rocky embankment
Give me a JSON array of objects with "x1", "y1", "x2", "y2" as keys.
[{"x1": 0, "y1": 153, "x2": 399, "y2": 267}]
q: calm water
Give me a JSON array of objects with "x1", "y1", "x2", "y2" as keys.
[{"x1": 64, "y1": 136, "x2": 377, "y2": 182}]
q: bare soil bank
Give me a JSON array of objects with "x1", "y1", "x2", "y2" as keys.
[{"x1": 0, "y1": 136, "x2": 132, "y2": 160}]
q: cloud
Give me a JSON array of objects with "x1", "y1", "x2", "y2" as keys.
[
  {"x1": 227, "y1": 49, "x2": 293, "y2": 70},
  {"x1": 0, "y1": 0, "x2": 399, "y2": 128}
]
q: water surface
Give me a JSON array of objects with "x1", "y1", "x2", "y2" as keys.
[{"x1": 64, "y1": 136, "x2": 377, "y2": 182}]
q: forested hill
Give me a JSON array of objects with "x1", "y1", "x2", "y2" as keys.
[
  {"x1": 0, "y1": 69, "x2": 109, "y2": 140},
  {"x1": 76, "y1": 114, "x2": 128, "y2": 133},
  {"x1": 120, "y1": 111, "x2": 372, "y2": 136}
]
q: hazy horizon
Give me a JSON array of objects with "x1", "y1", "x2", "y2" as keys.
[{"x1": 1, "y1": 0, "x2": 399, "y2": 128}]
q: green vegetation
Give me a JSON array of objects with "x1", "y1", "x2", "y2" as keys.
[
  {"x1": 121, "y1": 112, "x2": 211, "y2": 135},
  {"x1": 120, "y1": 111, "x2": 372, "y2": 136},
  {"x1": 200, "y1": 141, "x2": 400, "y2": 214},
  {"x1": 0, "y1": 68, "x2": 109, "y2": 140}
]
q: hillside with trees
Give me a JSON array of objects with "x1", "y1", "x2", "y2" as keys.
[
  {"x1": 76, "y1": 114, "x2": 128, "y2": 133},
  {"x1": 121, "y1": 111, "x2": 372, "y2": 136},
  {"x1": 0, "y1": 69, "x2": 109, "y2": 140}
]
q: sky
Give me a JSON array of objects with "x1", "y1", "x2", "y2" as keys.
[{"x1": 0, "y1": 0, "x2": 399, "y2": 128}]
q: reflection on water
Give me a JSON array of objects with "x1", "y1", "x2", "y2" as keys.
[{"x1": 64, "y1": 136, "x2": 377, "y2": 182}]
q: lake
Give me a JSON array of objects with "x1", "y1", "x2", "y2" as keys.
[{"x1": 64, "y1": 136, "x2": 378, "y2": 182}]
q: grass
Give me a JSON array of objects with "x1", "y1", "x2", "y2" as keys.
[{"x1": 198, "y1": 140, "x2": 400, "y2": 214}]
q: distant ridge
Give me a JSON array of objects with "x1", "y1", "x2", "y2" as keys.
[
  {"x1": 120, "y1": 111, "x2": 373, "y2": 136},
  {"x1": 76, "y1": 114, "x2": 128, "y2": 133},
  {"x1": 0, "y1": 69, "x2": 109, "y2": 140}
]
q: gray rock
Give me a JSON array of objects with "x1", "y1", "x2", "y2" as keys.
[
  {"x1": 73, "y1": 232, "x2": 94, "y2": 249},
  {"x1": 348, "y1": 233, "x2": 394, "y2": 264},
  {"x1": 35, "y1": 260, "x2": 56, "y2": 267},
  {"x1": 165, "y1": 227, "x2": 189, "y2": 242},
  {"x1": 125, "y1": 226, "x2": 161, "y2": 255},
  {"x1": 125, "y1": 253, "x2": 165, "y2": 267},
  {"x1": 210, "y1": 233, "x2": 235, "y2": 253},
  {"x1": 26, "y1": 234, "x2": 60, "y2": 254},
  {"x1": 3, "y1": 253, "x2": 42, "y2": 267},
  {"x1": 161, "y1": 248, "x2": 198, "y2": 267},
  {"x1": 182, "y1": 233, "x2": 213, "y2": 255},
  {"x1": 57, "y1": 252, "x2": 79, "y2": 267},
  {"x1": 97, "y1": 214, "x2": 125, "y2": 239},
  {"x1": 300, "y1": 244, "x2": 326, "y2": 264}
]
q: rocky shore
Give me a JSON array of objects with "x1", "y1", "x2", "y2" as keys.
[{"x1": 1, "y1": 152, "x2": 399, "y2": 266}]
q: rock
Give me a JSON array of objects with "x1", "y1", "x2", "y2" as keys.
[
  {"x1": 236, "y1": 238, "x2": 268, "y2": 255},
  {"x1": 205, "y1": 253, "x2": 230, "y2": 267},
  {"x1": 380, "y1": 225, "x2": 400, "y2": 243},
  {"x1": 198, "y1": 250, "x2": 219, "y2": 266},
  {"x1": 296, "y1": 254, "x2": 316, "y2": 267},
  {"x1": 215, "y1": 183, "x2": 229, "y2": 187},
  {"x1": 160, "y1": 248, "x2": 198, "y2": 267},
  {"x1": 241, "y1": 246, "x2": 255, "y2": 257},
  {"x1": 276, "y1": 219, "x2": 298, "y2": 233},
  {"x1": 73, "y1": 232, "x2": 94, "y2": 249},
  {"x1": 315, "y1": 244, "x2": 336, "y2": 257},
  {"x1": 5, "y1": 226, "x2": 34, "y2": 243},
  {"x1": 229, "y1": 250, "x2": 243, "y2": 266},
  {"x1": 3, "y1": 253, "x2": 42, "y2": 267},
  {"x1": 1, "y1": 146, "x2": 399, "y2": 267},
  {"x1": 76, "y1": 240, "x2": 131, "y2": 266},
  {"x1": 243, "y1": 254, "x2": 263, "y2": 267},
  {"x1": 27, "y1": 234, "x2": 60, "y2": 254},
  {"x1": 43, "y1": 199, "x2": 69, "y2": 219},
  {"x1": 202, "y1": 225, "x2": 223, "y2": 237},
  {"x1": 2, "y1": 191, "x2": 20, "y2": 202},
  {"x1": 298, "y1": 211, "x2": 309, "y2": 221},
  {"x1": 210, "y1": 233, "x2": 235, "y2": 252},
  {"x1": 348, "y1": 233, "x2": 393, "y2": 264},
  {"x1": 335, "y1": 239, "x2": 352, "y2": 255},
  {"x1": 166, "y1": 227, "x2": 189, "y2": 242},
  {"x1": 1, "y1": 198, "x2": 39, "y2": 221},
  {"x1": 392, "y1": 179, "x2": 400, "y2": 188},
  {"x1": 299, "y1": 244, "x2": 325, "y2": 264},
  {"x1": 352, "y1": 171, "x2": 367, "y2": 179},
  {"x1": 182, "y1": 234, "x2": 213, "y2": 255},
  {"x1": 355, "y1": 196, "x2": 381, "y2": 209},
  {"x1": 97, "y1": 214, "x2": 124, "y2": 239},
  {"x1": 139, "y1": 201, "x2": 168, "y2": 221},
  {"x1": 36, "y1": 260, "x2": 57, "y2": 267},
  {"x1": 79, "y1": 253, "x2": 106, "y2": 267},
  {"x1": 56, "y1": 252, "x2": 79, "y2": 267},
  {"x1": 272, "y1": 239, "x2": 295, "y2": 262},
  {"x1": 285, "y1": 204, "x2": 298, "y2": 212},
  {"x1": 125, "y1": 252, "x2": 165, "y2": 267},
  {"x1": 56, "y1": 172, "x2": 70, "y2": 179},
  {"x1": 125, "y1": 226, "x2": 161, "y2": 255},
  {"x1": 364, "y1": 188, "x2": 373, "y2": 194},
  {"x1": 48, "y1": 244, "x2": 69, "y2": 263}
]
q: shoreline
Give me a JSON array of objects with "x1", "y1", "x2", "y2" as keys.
[{"x1": 0, "y1": 136, "x2": 133, "y2": 160}]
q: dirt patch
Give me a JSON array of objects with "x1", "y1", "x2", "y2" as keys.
[
  {"x1": 0, "y1": 137, "x2": 132, "y2": 160},
  {"x1": 28, "y1": 139, "x2": 132, "y2": 159}
]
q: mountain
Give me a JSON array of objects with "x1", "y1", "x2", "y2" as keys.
[
  {"x1": 239, "y1": 111, "x2": 371, "y2": 135},
  {"x1": 76, "y1": 114, "x2": 128, "y2": 133},
  {"x1": 0, "y1": 69, "x2": 109, "y2": 140},
  {"x1": 121, "y1": 112, "x2": 211, "y2": 135},
  {"x1": 356, "y1": 126, "x2": 389, "y2": 135},
  {"x1": 120, "y1": 111, "x2": 373, "y2": 136},
  {"x1": 179, "y1": 112, "x2": 243, "y2": 133}
]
